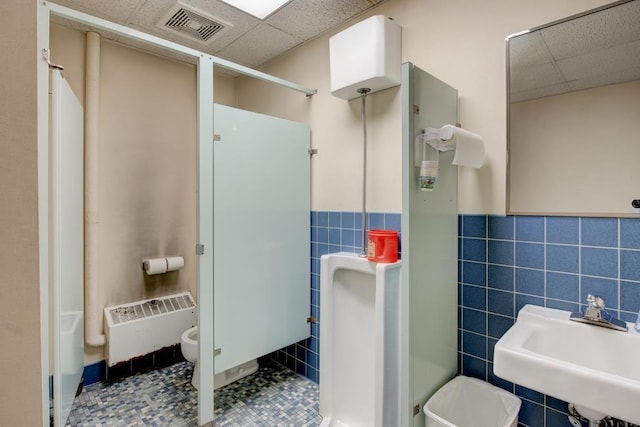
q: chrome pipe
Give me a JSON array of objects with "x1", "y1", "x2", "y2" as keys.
[{"x1": 358, "y1": 87, "x2": 371, "y2": 258}]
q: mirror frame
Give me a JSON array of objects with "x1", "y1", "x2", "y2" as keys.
[{"x1": 505, "y1": 0, "x2": 639, "y2": 217}]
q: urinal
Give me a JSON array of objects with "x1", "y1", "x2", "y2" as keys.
[{"x1": 319, "y1": 252, "x2": 402, "y2": 427}]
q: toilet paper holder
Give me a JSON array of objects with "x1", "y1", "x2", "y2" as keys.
[
  {"x1": 142, "y1": 256, "x2": 185, "y2": 275},
  {"x1": 414, "y1": 124, "x2": 485, "y2": 169},
  {"x1": 415, "y1": 124, "x2": 484, "y2": 192}
]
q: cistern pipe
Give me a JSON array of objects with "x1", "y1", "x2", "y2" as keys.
[
  {"x1": 85, "y1": 31, "x2": 105, "y2": 347},
  {"x1": 358, "y1": 87, "x2": 371, "y2": 258}
]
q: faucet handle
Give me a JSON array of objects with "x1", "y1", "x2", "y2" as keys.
[{"x1": 587, "y1": 294, "x2": 605, "y2": 310}]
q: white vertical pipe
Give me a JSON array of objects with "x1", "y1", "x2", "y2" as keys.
[{"x1": 84, "y1": 31, "x2": 105, "y2": 347}]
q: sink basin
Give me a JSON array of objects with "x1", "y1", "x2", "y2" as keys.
[{"x1": 494, "y1": 304, "x2": 640, "y2": 424}]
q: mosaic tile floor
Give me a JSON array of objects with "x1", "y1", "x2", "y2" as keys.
[{"x1": 66, "y1": 360, "x2": 321, "y2": 426}]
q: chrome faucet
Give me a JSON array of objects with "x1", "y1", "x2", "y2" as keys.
[
  {"x1": 584, "y1": 294, "x2": 606, "y2": 319},
  {"x1": 569, "y1": 294, "x2": 628, "y2": 332}
]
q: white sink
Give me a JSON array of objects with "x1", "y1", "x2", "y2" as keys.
[{"x1": 494, "y1": 304, "x2": 640, "y2": 424}]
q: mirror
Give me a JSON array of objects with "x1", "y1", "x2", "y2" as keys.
[{"x1": 507, "y1": 0, "x2": 640, "y2": 216}]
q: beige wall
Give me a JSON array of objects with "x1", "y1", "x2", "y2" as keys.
[
  {"x1": 51, "y1": 25, "x2": 205, "y2": 364},
  {"x1": 214, "y1": 71, "x2": 237, "y2": 106},
  {"x1": 96, "y1": 39, "x2": 197, "y2": 362},
  {"x1": 236, "y1": 0, "x2": 612, "y2": 214},
  {"x1": 510, "y1": 80, "x2": 640, "y2": 215},
  {"x1": 51, "y1": 24, "x2": 237, "y2": 364},
  {"x1": 0, "y1": 0, "x2": 44, "y2": 425}
]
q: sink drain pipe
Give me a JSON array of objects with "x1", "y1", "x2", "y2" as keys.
[{"x1": 568, "y1": 403, "x2": 616, "y2": 427}]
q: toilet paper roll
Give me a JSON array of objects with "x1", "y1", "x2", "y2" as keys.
[
  {"x1": 422, "y1": 125, "x2": 484, "y2": 168},
  {"x1": 166, "y1": 256, "x2": 184, "y2": 272},
  {"x1": 143, "y1": 258, "x2": 167, "y2": 275},
  {"x1": 449, "y1": 126, "x2": 484, "y2": 168}
]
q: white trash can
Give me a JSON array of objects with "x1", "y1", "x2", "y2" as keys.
[{"x1": 424, "y1": 376, "x2": 521, "y2": 427}]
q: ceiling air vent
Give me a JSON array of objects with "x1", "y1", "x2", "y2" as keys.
[{"x1": 158, "y1": 2, "x2": 232, "y2": 43}]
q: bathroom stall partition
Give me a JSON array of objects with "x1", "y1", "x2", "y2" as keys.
[
  {"x1": 401, "y1": 63, "x2": 459, "y2": 427},
  {"x1": 39, "y1": 4, "x2": 316, "y2": 425},
  {"x1": 50, "y1": 69, "x2": 85, "y2": 426},
  {"x1": 212, "y1": 104, "x2": 311, "y2": 374}
]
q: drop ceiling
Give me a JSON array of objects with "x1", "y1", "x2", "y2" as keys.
[
  {"x1": 509, "y1": 0, "x2": 640, "y2": 103},
  {"x1": 50, "y1": 0, "x2": 385, "y2": 68}
]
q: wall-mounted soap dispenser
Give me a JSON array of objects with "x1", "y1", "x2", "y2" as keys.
[
  {"x1": 419, "y1": 143, "x2": 439, "y2": 191},
  {"x1": 415, "y1": 125, "x2": 485, "y2": 191}
]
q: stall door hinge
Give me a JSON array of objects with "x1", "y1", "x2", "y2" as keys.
[
  {"x1": 413, "y1": 104, "x2": 421, "y2": 115},
  {"x1": 213, "y1": 134, "x2": 221, "y2": 142},
  {"x1": 196, "y1": 244, "x2": 205, "y2": 255},
  {"x1": 306, "y1": 316, "x2": 317, "y2": 323},
  {"x1": 413, "y1": 404, "x2": 420, "y2": 416},
  {"x1": 214, "y1": 348, "x2": 221, "y2": 356},
  {"x1": 308, "y1": 148, "x2": 318, "y2": 156}
]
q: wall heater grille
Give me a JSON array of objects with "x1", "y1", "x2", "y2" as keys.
[
  {"x1": 104, "y1": 292, "x2": 196, "y2": 366},
  {"x1": 107, "y1": 293, "x2": 195, "y2": 325}
]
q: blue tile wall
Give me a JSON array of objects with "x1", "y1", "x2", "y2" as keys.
[
  {"x1": 460, "y1": 215, "x2": 640, "y2": 427},
  {"x1": 272, "y1": 212, "x2": 639, "y2": 426},
  {"x1": 83, "y1": 361, "x2": 106, "y2": 385},
  {"x1": 270, "y1": 211, "x2": 401, "y2": 384}
]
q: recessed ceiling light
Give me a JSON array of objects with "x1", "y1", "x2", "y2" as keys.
[{"x1": 220, "y1": 0, "x2": 291, "y2": 20}]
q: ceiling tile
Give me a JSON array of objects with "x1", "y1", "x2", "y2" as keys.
[
  {"x1": 128, "y1": 0, "x2": 260, "y2": 54},
  {"x1": 510, "y1": 62, "x2": 565, "y2": 94},
  {"x1": 216, "y1": 23, "x2": 303, "y2": 68},
  {"x1": 567, "y1": 68, "x2": 640, "y2": 92},
  {"x1": 51, "y1": 0, "x2": 144, "y2": 24},
  {"x1": 266, "y1": 0, "x2": 379, "y2": 39},
  {"x1": 509, "y1": 1, "x2": 640, "y2": 103},
  {"x1": 49, "y1": 0, "x2": 384, "y2": 68},
  {"x1": 557, "y1": 39, "x2": 640, "y2": 82},
  {"x1": 541, "y1": 0, "x2": 640, "y2": 60},
  {"x1": 509, "y1": 32, "x2": 553, "y2": 70}
]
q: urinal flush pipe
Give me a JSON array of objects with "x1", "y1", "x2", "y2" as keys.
[{"x1": 358, "y1": 87, "x2": 371, "y2": 258}]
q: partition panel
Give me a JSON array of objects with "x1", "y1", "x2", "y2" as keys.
[
  {"x1": 197, "y1": 57, "x2": 215, "y2": 426},
  {"x1": 402, "y1": 63, "x2": 459, "y2": 427},
  {"x1": 51, "y1": 70, "x2": 84, "y2": 426},
  {"x1": 213, "y1": 104, "x2": 310, "y2": 373}
]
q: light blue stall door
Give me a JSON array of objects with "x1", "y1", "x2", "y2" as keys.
[{"x1": 213, "y1": 104, "x2": 310, "y2": 373}]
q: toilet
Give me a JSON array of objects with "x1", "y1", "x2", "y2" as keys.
[
  {"x1": 180, "y1": 326, "x2": 259, "y2": 390},
  {"x1": 319, "y1": 252, "x2": 402, "y2": 427}
]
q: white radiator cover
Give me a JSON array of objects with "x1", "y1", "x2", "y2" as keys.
[{"x1": 104, "y1": 292, "x2": 196, "y2": 366}]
